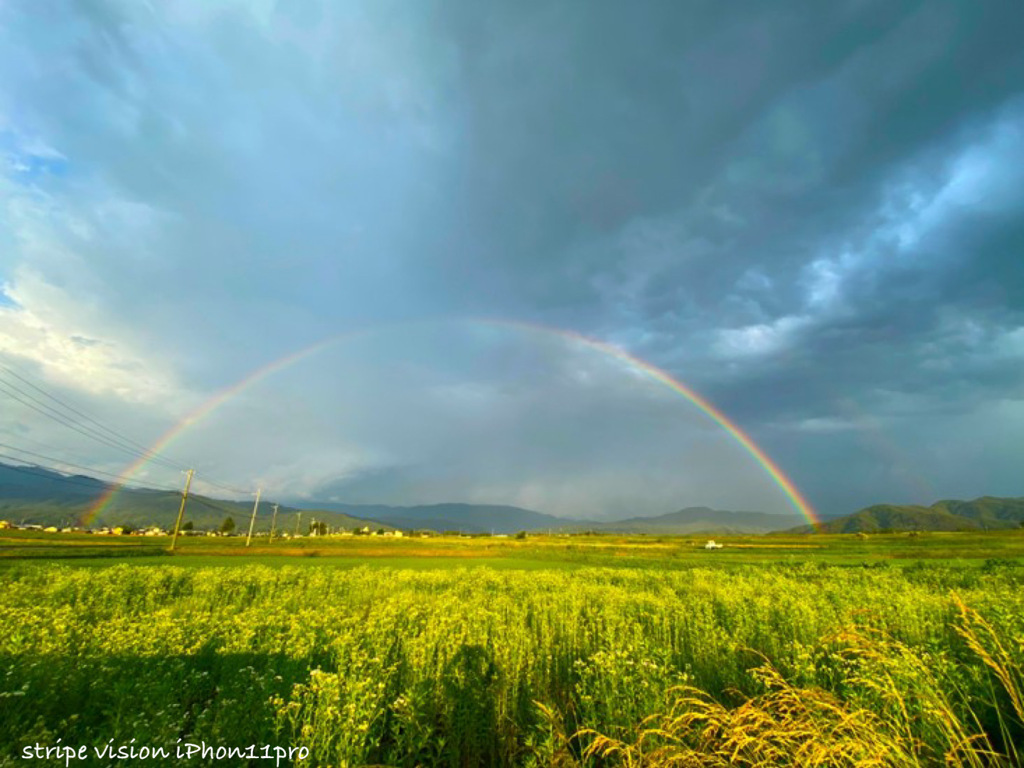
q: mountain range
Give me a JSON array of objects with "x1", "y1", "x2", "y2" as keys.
[
  {"x1": 284, "y1": 501, "x2": 806, "y2": 535},
  {"x1": 587, "y1": 507, "x2": 804, "y2": 534},
  {"x1": 2, "y1": 460, "x2": 1021, "y2": 535},
  {"x1": 0, "y1": 460, "x2": 802, "y2": 533},
  {"x1": 792, "y1": 497, "x2": 1024, "y2": 533}
]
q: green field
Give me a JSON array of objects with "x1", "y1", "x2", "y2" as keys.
[
  {"x1": 2, "y1": 531, "x2": 1024, "y2": 766},
  {"x1": 5, "y1": 527, "x2": 1024, "y2": 568}
]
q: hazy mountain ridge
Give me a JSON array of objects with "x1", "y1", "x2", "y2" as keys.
[
  {"x1": 298, "y1": 501, "x2": 576, "y2": 534},
  {"x1": 260, "y1": 501, "x2": 804, "y2": 535},
  {"x1": 10, "y1": 461, "x2": 1018, "y2": 536},
  {"x1": 1, "y1": 461, "x2": 800, "y2": 534},
  {"x1": 588, "y1": 506, "x2": 804, "y2": 534}
]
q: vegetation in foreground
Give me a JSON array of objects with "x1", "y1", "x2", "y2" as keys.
[{"x1": 2, "y1": 560, "x2": 1023, "y2": 767}]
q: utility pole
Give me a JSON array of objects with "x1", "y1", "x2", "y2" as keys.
[
  {"x1": 169, "y1": 469, "x2": 194, "y2": 552},
  {"x1": 245, "y1": 488, "x2": 262, "y2": 548},
  {"x1": 295, "y1": 512, "x2": 301, "y2": 537},
  {"x1": 269, "y1": 503, "x2": 279, "y2": 543}
]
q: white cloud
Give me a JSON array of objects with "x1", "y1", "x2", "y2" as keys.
[
  {"x1": 712, "y1": 315, "x2": 811, "y2": 360},
  {"x1": 778, "y1": 99, "x2": 1024, "y2": 337},
  {"x1": 879, "y1": 103, "x2": 1024, "y2": 250},
  {"x1": 791, "y1": 417, "x2": 862, "y2": 434},
  {"x1": 0, "y1": 269, "x2": 182, "y2": 406}
]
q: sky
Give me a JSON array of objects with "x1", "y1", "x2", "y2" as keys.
[{"x1": 1, "y1": 0, "x2": 1022, "y2": 520}]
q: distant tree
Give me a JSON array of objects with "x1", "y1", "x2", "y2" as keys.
[
  {"x1": 376, "y1": 528, "x2": 387, "y2": 536},
  {"x1": 182, "y1": 521, "x2": 194, "y2": 531},
  {"x1": 220, "y1": 516, "x2": 236, "y2": 534},
  {"x1": 515, "y1": 531, "x2": 528, "y2": 540},
  {"x1": 121, "y1": 524, "x2": 136, "y2": 535}
]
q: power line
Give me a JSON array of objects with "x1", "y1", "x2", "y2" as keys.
[
  {"x1": 0, "y1": 372, "x2": 184, "y2": 472},
  {"x1": 0, "y1": 360, "x2": 252, "y2": 497},
  {"x1": 186, "y1": 495, "x2": 274, "y2": 533},
  {"x1": 0, "y1": 378, "x2": 184, "y2": 472},
  {"x1": 0, "y1": 432, "x2": 254, "y2": 505},
  {"x1": 0, "y1": 429, "x2": 101, "y2": 461},
  {"x1": 0, "y1": 455, "x2": 117, "y2": 492},
  {"x1": 0, "y1": 456, "x2": 256, "y2": 533},
  {"x1": 0, "y1": 360, "x2": 262, "y2": 502},
  {"x1": 189, "y1": 492, "x2": 280, "y2": 520},
  {"x1": 0, "y1": 442, "x2": 181, "y2": 492},
  {"x1": 185, "y1": 494, "x2": 245, "y2": 515},
  {"x1": 191, "y1": 473, "x2": 251, "y2": 497},
  {"x1": 0, "y1": 361, "x2": 188, "y2": 469}
]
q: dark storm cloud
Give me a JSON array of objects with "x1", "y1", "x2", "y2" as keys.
[
  {"x1": 416, "y1": 1, "x2": 1024, "y2": 443},
  {"x1": 418, "y1": 2, "x2": 1001, "y2": 312}
]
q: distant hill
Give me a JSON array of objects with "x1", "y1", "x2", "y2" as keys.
[
  {"x1": 286, "y1": 501, "x2": 570, "y2": 534},
  {"x1": 790, "y1": 497, "x2": 1024, "y2": 533},
  {"x1": 0, "y1": 461, "x2": 108, "y2": 502},
  {"x1": 0, "y1": 462, "x2": 389, "y2": 533},
  {"x1": 286, "y1": 501, "x2": 805, "y2": 535},
  {"x1": 4, "y1": 459, "x2": 914, "y2": 536},
  {"x1": 589, "y1": 506, "x2": 804, "y2": 534}
]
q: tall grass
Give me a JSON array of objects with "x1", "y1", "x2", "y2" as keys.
[
  {"x1": 0, "y1": 563, "x2": 1022, "y2": 766},
  {"x1": 578, "y1": 598, "x2": 1024, "y2": 766}
]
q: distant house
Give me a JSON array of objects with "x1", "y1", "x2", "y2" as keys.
[{"x1": 704, "y1": 540, "x2": 724, "y2": 550}]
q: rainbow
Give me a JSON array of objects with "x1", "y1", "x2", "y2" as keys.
[
  {"x1": 83, "y1": 319, "x2": 819, "y2": 527},
  {"x1": 80, "y1": 330, "x2": 365, "y2": 525}
]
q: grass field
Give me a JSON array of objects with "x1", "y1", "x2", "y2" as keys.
[
  {"x1": 5, "y1": 527, "x2": 1024, "y2": 568},
  {"x1": 2, "y1": 531, "x2": 1024, "y2": 766}
]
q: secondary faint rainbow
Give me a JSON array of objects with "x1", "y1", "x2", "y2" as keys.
[{"x1": 83, "y1": 318, "x2": 820, "y2": 527}]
